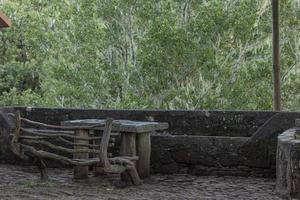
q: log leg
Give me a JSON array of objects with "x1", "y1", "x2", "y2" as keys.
[
  {"x1": 93, "y1": 130, "x2": 106, "y2": 176},
  {"x1": 136, "y1": 132, "x2": 151, "y2": 178},
  {"x1": 36, "y1": 158, "x2": 48, "y2": 180},
  {"x1": 125, "y1": 164, "x2": 142, "y2": 185},
  {"x1": 120, "y1": 132, "x2": 136, "y2": 182},
  {"x1": 73, "y1": 129, "x2": 89, "y2": 179}
]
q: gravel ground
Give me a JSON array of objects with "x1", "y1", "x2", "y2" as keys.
[{"x1": 0, "y1": 164, "x2": 283, "y2": 200}]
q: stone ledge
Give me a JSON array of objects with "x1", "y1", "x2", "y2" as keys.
[{"x1": 151, "y1": 135, "x2": 275, "y2": 177}]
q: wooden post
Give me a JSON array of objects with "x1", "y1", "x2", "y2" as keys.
[
  {"x1": 93, "y1": 129, "x2": 105, "y2": 175},
  {"x1": 0, "y1": 11, "x2": 12, "y2": 28},
  {"x1": 73, "y1": 129, "x2": 89, "y2": 179},
  {"x1": 136, "y1": 132, "x2": 151, "y2": 178},
  {"x1": 272, "y1": 0, "x2": 281, "y2": 111},
  {"x1": 120, "y1": 132, "x2": 136, "y2": 181}
]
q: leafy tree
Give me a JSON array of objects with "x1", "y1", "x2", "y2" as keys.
[{"x1": 0, "y1": 0, "x2": 299, "y2": 111}]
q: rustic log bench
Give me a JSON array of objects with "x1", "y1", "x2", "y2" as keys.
[
  {"x1": 62, "y1": 118, "x2": 169, "y2": 178},
  {"x1": 9, "y1": 112, "x2": 141, "y2": 185}
]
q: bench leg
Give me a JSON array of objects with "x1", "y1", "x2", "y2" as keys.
[
  {"x1": 74, "y1": 129, "x2": 89, "y2": 179},
  {"x1": 125, "y1": 165, "x2": 142, "y2": 185},
  {"x1": 36, "y1": 158, "x2": 48, "y2": 180},
  {"x1": 92, "y1": 130, "x2": 106, "y2": 176}
]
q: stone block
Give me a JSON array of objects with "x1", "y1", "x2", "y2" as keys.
[{"x1": 276, "y1": 128, "x2": 300, "y2": 199}]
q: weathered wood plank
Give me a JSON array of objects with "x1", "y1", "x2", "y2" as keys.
[
  {"x1": 16, "y1": 135, "x2": 101, "y2": 148},
  {"x1": 21, "y1": 139, "x2": 101, "y2": 154},
  {"x1": 21, "y1": 117, "x2": 105, "y2": 130},
  {"x1": 23, "y1": 128, "x2": 74, "y2": 134},
  {"x1": 21, "y1": 144, "x2": 99, "y2": 166},
  {"x1": 62, "y1": 119, "x2": 168, "y2": 133},
  {"x1": 21, "y1": 128, "x2": 102, "y2": 140}
]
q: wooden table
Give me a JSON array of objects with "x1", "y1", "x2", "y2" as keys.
[{"x1": 61, "y1": 119, "x2": 168, "y2": 178}]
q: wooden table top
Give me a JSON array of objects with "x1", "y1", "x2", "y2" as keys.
[{"x1": 61, "y1": 119, "x2": 169, "y2": 133}]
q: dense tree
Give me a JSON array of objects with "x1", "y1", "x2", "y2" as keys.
[{"x1": 0, "y1": 0, "x2": 299, "y2": 111}]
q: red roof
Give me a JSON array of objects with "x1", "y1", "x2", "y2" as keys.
[{"x1": 0, "y1": 11, "x2": 12, "y2": 28}]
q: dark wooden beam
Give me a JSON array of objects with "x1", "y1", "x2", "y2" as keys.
[
  {"x1": 0, "y1": 10, "x2": 12, "y2": 28},
  {"x1": 271, "y1": 0, "x2": 281, "y2": 111}
]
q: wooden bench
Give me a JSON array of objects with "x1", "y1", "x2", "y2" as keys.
[{"x1": 9, "y1": 112, "x2": 141, "y2": 185}]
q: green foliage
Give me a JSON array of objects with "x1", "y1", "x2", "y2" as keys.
[{"x1": 0, "y1": 0, "x2": 299, "y2": 111}]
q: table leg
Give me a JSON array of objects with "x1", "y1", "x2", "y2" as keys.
[
  {"x1": 73, "y1": 129, "x2": 89, "y2": 179},
  {"x1": 136, "y1": 132, "x2": 151, "y2": 178},
  {"x1": 120, "y1": 132, "x2": 136, "y2": 182},
  {"x1": 120, "y1": 132, "x2": 136, "y2": 156}
]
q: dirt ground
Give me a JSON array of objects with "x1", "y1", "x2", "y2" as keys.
[{"x1": 0, "y1": 164, "x2": 283, "y2": 200}]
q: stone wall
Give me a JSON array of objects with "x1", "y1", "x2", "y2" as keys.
[
  {"x1": 16, "y1": 107, "x2": 276, "y2": 137},
  {"x1": 151, "y1": 135, "x2": 274, "y2": 177},
  {"x1": 1, "y1": 107, "x2": 300, "y2": 177}
]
